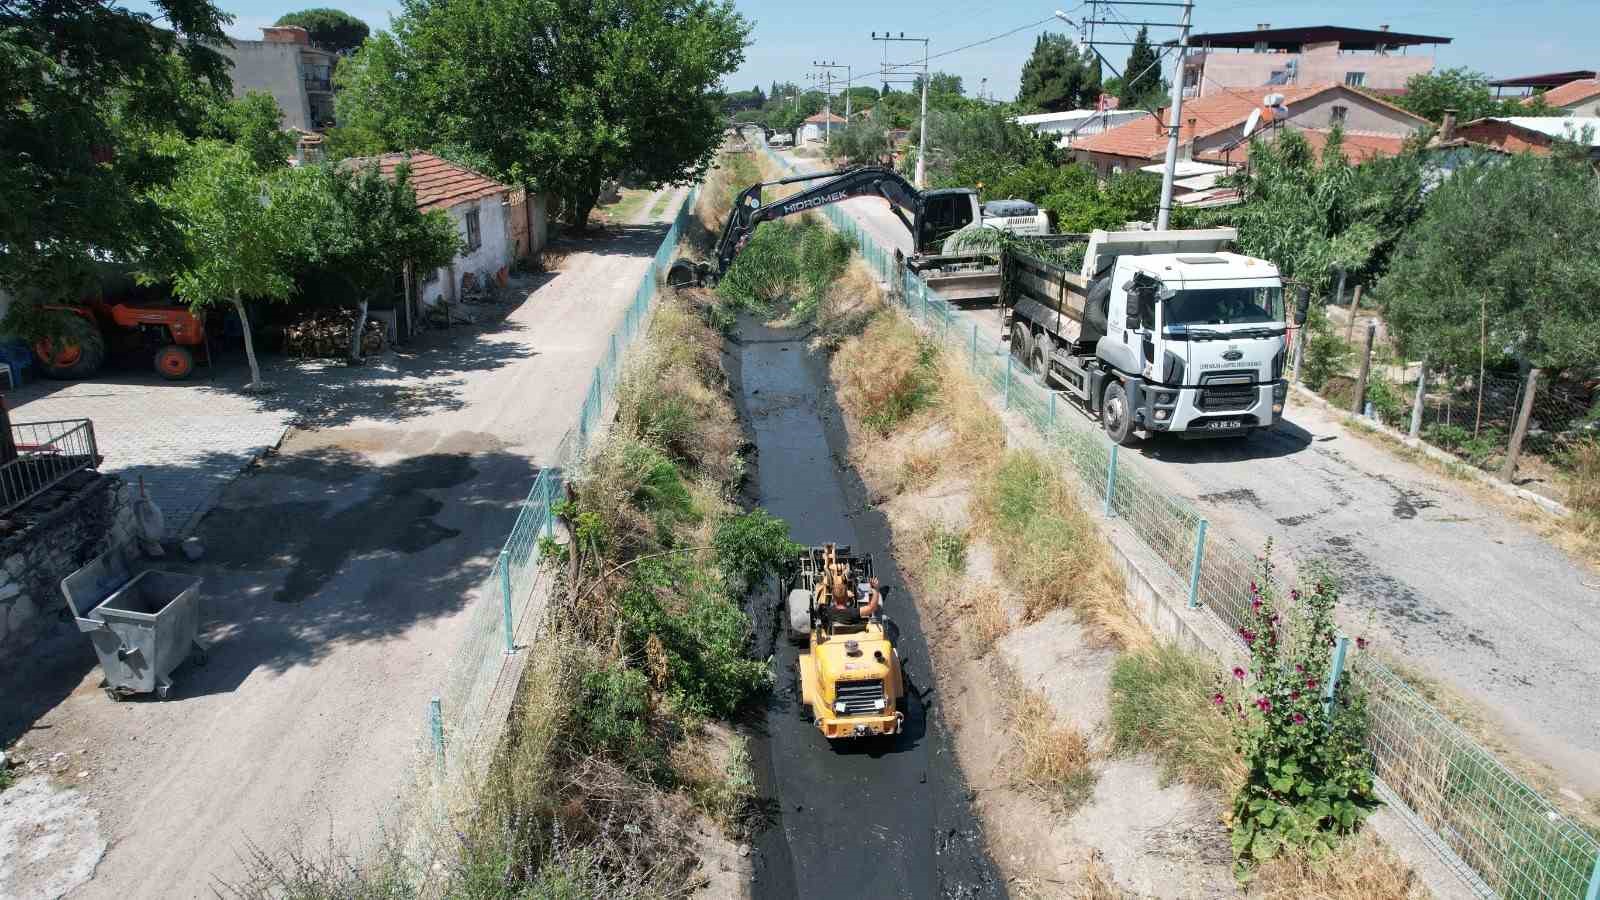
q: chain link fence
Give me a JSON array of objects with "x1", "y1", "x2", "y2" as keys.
[
  {"x1": 386, "y1": 189, "x2": 699, "y2": 874},
  {"x1": 763, "y1": 145, "x2": 1600, "y2": 900}
]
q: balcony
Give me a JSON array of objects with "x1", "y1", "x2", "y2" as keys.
[
  {"x1": 303, "y1": 75, "x2": 333, "y2": 93},
  {"x1": 2, "y1": 419, "x2": 101, "y2": 515}
]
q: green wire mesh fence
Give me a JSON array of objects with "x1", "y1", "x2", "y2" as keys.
[
  {"x1": 419, "y1": 186, "x2": 699, "y2": 809},
  {"x1": 762, "y1": 143, "x2": 1600, "y2": 900}
]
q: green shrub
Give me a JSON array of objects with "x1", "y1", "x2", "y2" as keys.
[
  {"x1": 715, "y1": 218, "x2": 850, "y2": 320},
  {"x1": 575, "y1": 659, "x2": 659, "y2": 772},
  {"x1": 1364, "y1": 378, "x2": 1405, "y2": 426},
  {"x1": 712, "y1": 509, "x2": 801, "y2": 593},
  {"x1": 1225, "y1": 548, "x2": 1378, "y2": 880},
  {"x1": 617, "y1": 557, "x2": 770, "y2": 718},
  {"x1": 621, "y1": 442, "x2": 700, "y2": 541},
  {"x1": 1425, "y1": 422, "x2": 1470, "y2": 451},
  {"x1": 1301, "y1": 305, "x2": 1352, "y2": 392}
]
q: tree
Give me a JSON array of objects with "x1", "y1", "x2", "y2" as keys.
[
  {"x1": 202, "y1": 92, "x2": 296, "y2": 170},
  {"x1": 829, "y1": 112, "x2": 889, "y2": 166},
  {"x1": 1121, "y1": 27, "x2": 1162, "y2": 109},
  {"x1": 1017, "y1": 32, "x2": 1101, "y2": 113},
  {"x1": 1381, "y1": 152, "x2": 1600, "y2": 375},
  {"x1": 274, "y1": 8, "x2": 371, "y2": 55},
  {"x1": 336, "y1": 0, "x2": 749, "y2": 229},
  {"x1": 0, "y1": 0, "x2": 231, "y2": 336},
  {"x1": 1394, "y1": 67, "x2": 1561, "y2": 124},
  {"x1": 151, "y1": 142, "x2": 298, "y2": 389},
  {"x1": 297, "y1": 162, "x2": 462, "y2": 360}
]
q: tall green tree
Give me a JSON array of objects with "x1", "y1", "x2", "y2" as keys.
[
  {"x1": 1017, "y1": 32, "x2": 1101, "y2": 112},
  {"x1": 201, "y1": 92, "x2": 296, "y2": 170},
  {"x1": 0, "y1": 0, "x2": 231, "y2": 336},
  {"x1": 1381, "y1": 152, "x2": 1600, "y2": 374},
  {"x1": 335, "y1": 0, "x2": 749, "y2": 229},
  {"x1": 274, "y1": 8, "x2": 370, "y2": 54},
  {"x1": 1394, "y1": 67, "x2": 1559, "y2": 124},
  {"x1": 1121, "y1": 26, "x2": 1163, "y2": 109},
  {"x1": 151, "y1": 142, "x2": 299, "y2": 389}
]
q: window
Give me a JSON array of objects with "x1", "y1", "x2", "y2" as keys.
[
  {"x1": 1330, "y1": 104, "x2": 1348, "y2": 125},
  {"x1": 464, "y1": 209, "x2": 482, "y2": 252},
  {"x1": 1344, "y1": 72, "x2": 1365, "y2": 87}
]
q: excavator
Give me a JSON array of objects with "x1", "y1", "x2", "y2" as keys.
[{"x1": 668, "y1": 165, "x2": 1045, "y2": 302}]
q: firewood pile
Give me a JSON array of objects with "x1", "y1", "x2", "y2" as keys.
[{"x1": 283, "y1": 310, "x2": 385, "y2": 358}]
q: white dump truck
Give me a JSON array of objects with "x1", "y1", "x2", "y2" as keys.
[{"x1": 1003, "y1": 228, "x2": 1290, "y2": 444}]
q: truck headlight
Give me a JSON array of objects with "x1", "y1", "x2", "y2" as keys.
[
  {"x1": 1155, "y1": 391, "x2": 1176, "y2": 405},
  {"x1": 1273, "y1": 381, "x2": 1287, "y2": 402},
  {"x1": 1155, "y1": 409, "x2": 1170, "y2": 421},
  {"x1": 873, "y1": 698, "x2": 887, "y2": 712},
  {"x1": 834, "y1": 701, "x2": 847, "y2": 714}
]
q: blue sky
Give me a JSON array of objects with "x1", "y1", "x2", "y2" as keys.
[{"x1": 166, "y1": 0, "x2": 1597, "y2": 102}]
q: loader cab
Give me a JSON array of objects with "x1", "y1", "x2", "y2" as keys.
[{"x1": 916, "y1": 188, "x2": 979, "y2": 254}]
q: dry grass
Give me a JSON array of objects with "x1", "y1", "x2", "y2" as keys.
[
  {"x1": 811, "y1": 259, "x2": 886, "y2": 346},
  {"x1": 973, "y1": 449, "x2": 1142, "y2": 648},
  {"x1": 1108, "y1": 641, "x2": 1247, "y2": 796},
  {"x1": 1071, "y1": 853, "x2": 1132, "y2": 900},
  {"x1": 963, "y1": 582, "x2": 1013, "y2": 657},
  {"x1": 1253, "y1": 829, "x2": 1424, "y2": 900},
  {"x1": 990, "y1": 664, "x2": 1097, "y2": 812},
  {"x1": 831, "y1": 312, "x2": 936, "y2": 436}
]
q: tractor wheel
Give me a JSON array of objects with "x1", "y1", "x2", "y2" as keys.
[
  {"x1": 154, "y1": 345, "x2": 194, "y2": 380},
  {"x1": 33, "y1": 327, "x2": 106, "y2": 380}
]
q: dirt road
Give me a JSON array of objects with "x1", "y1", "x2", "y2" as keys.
[
  {"x1": 0, "y1": 192, "x2": 688, "y2": 899},
  {"x1": 732, "y1": 316, "x2": 1004, "y2": 900},
  {"x1": 766, "y1": 148, "x2": 1600, "y2": 798}
]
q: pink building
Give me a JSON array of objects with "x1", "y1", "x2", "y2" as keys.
[{"x1": 1178, "y1": 25, "x2": 1450, "y2": 100}]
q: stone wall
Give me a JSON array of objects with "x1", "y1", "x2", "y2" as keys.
[{"x1": 0, "y1": 472, "x2": 136, "y2": 649}]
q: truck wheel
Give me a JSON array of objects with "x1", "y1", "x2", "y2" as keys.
[
  {"x1": 1101, "y1": 380, "x2": 1137, "y2": 446},
  {"x1": 1010, "y1": 321, "x2": 1033, "y2": 366},
  {"x1": 154, "y1": 345, "x2": 194, "y2": 380},
  {"x1": 1032, "y1": 333, "x2": 1054, "y2": 385}
]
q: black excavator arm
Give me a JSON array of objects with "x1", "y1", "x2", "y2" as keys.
[{"x1": 671, "y1": 166, "x2": 926, "y2": 286}]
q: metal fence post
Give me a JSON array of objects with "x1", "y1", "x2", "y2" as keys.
[
  {"x1": 1103, "y1": 443, "x2": 1118, "y2": 517},
  {"x1": 1050, "y1": 392, "x2": 1057, "y2": 428},
  {"x1": 1323, "y1": 637, "x2": 1351, "y2": 714},
  {"x1": 1585, "y1": 852, "x2": 1600, "y2": 900},
  {"x1": 1004, "y1": 356, "x2": 1013, "y2": 408},
  {"x1": 971, "y1": 323, "x2": 978, "y2": 359},
  {"x1": 429, "y1": 697, "x2": 445, "y2": 770},
  {"x1": 499, "y1": 549, "x2": 516, "y2": 654},
  {"x1": 1186, "y1": 519, "x2": 1209, "y2": 608}
]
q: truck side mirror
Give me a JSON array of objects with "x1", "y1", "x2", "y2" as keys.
[
  {"x1": 1125, "y1": 293, "x2": 1142, "y2": 329},
  {"x1": 1295, "y1": 285, "x2": 1311, "y2": 326}
]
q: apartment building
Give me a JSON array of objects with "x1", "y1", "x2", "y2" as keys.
[
  {"x1": 1177, "y1": 25, "x2": 1450, "y2": 100},
  {"x1": 211, "y1": 26, "x2": 337, "y2": 132}
]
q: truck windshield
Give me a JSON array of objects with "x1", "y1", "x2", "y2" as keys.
[{"x1": 1164, "y1": 286, "x2": 1283, "y2": 326}]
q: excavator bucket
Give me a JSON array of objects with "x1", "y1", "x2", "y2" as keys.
[{"x1": 666, "y1": 258, "x2": 710, "y2": 288}]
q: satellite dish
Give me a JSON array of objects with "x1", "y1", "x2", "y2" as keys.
[
  {"x1": 1242, "y1": 108, "x2": 1262, "y2": 137},
  {"x1": 1263, "y1": 92, "x2": 1285, "y2": 107}
]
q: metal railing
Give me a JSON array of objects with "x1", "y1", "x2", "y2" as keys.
[
  {"x1": 1, "y1": 418, "x2": 100, "y2": 515},
  {"x1": 761, "y1": 143, "x2": 1600, "y2": 900}
]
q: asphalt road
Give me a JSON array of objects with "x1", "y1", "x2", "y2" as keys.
[
  {"x1": 769, "y1": 148, "x2": 1600, "y2": 797},
  {"x1": 731, "y1": 316, "x2": 1005, "y2": 900}
]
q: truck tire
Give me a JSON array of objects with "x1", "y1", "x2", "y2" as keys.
[
  {"x1": 1032, "y1": 332, "x2": 1054, "y2": 385},
  {"x1": 1010, "y1": 321, "x2": 1032, "y2": 366},
  {"x1": 1101, "y1": 380, "x2": 1137, "y2": 446}
]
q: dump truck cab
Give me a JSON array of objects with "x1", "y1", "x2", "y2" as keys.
[{"x1": 787, "y1": 545, "x2": 906, "y2": 741}]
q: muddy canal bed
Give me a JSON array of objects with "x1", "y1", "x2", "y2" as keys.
[{"x1": 728, "y1": 315, "x2": 1004, "y2": 900}]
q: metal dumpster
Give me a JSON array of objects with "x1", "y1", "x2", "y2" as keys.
[{"x1": 61, "y1": 544, "x2": 207, "y2": 700}]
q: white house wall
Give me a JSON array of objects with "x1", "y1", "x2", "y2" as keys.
[{"x1": 419, "y1": 195, "x2": 513, "y2": 307}]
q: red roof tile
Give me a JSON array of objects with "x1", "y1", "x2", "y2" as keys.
[
  {"x1": 1073, "y1": 83, "x2": 1328, "y2": 160},
  {"x1": 804, "y1": 111, "x2": 847, "y2": 124},
  {"x1": 1527, "y1": 78, "x2": 1600, "y2": 108},
  {"x1": 1198, "y1": 128, "x2": 1409, "y2": 164},
  {"x1": 343, "y1": 151, "x2": 510, "y2": 212},
  {"x1": 1074, "y1": 83, "x2": 1426, "y2": 161}
]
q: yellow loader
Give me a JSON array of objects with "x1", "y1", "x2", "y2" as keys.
[{"x1": 787, "y1": 544, "x2": 906, "y2": 741}]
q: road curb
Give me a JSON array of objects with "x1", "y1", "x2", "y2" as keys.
[
  {"x1": 174, "y1": 423, "x2": 293, "y2": 540},
  {"x1": 1288, "y1": 384, "x2": 1572, "y2": 519}
]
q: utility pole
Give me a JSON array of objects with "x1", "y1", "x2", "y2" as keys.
[
  {"x1": 814, "y1": 60, "x2": 852, "y2": 131},
  {"x1": 1057, "y1": 1, "x2": 1194, "y2": 228},
  {"x1": 873, "y1": 31, "x2": 930, "y2": 187},
  {"x1": 1155, "y1": 0, "x2": 1193, "y2": 230}
]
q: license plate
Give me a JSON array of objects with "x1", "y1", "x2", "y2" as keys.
[{"x1": 1206, "y1": 420, "x2": 1242, "y2": 430}]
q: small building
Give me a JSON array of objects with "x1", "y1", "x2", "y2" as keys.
[
  {"x1": 1013, "y1": 109, "x2": 1152, "y2": 148},
  {"x1": 209, "y1": 26, "x2": 336, "y2": 132},
  {"x1": 1071, "y1": 83, "x2": 1428, "y2": 178},
  {"x1": 798, "y1": 111, "x2": 847, "y2": 145},
  {"x1": 1489, "y1": 71, "x2": 1600, "y2": 114},
  {"x1": 1430, "y1": 114, "x2": 1600, "y2": 163},
  {"x1": 1176, "y1": 25, "x2": 1450, "y2": 100},
  {"x1": 344, "y1": 152, "x2": 548, "y2": 307}
]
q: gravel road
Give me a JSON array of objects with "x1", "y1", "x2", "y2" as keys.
[
  {"x1": 0, "y1": 191, "x2": 690, "y2": 899},
  {"x1": 770, "y1": 149, "x2": 1600, "y2": 798},
  {"x1": 732, "y1": 316, "x2": 1005, "y2": 900}
]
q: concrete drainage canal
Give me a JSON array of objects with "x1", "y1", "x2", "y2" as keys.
[{"x1": 728, "y1": 314, "x2": 1005, "y2": 899}]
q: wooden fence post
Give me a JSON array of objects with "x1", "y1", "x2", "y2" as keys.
[
  {"x1": 1344, "y1": 282, "x2": 1362, "y2": 342},
  {"x1": 1352, "y1": 322, "x2": 1376, "y2": 416},
  {"x1": 1409, "y1": 358, "x2": 1428, "y2": 439},
  {"x1": 1500, "y1": 368, "x2": 1540, "y2": 482}
]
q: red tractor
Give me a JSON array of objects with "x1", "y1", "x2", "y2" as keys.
[{"x1": 33, "y1": 295, "x2": 209, "y2": 381}]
